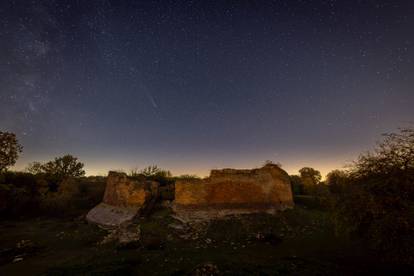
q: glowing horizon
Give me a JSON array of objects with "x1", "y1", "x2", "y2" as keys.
[{"x1": 13, "y1": 146, "x2": 362, "y2": 179}]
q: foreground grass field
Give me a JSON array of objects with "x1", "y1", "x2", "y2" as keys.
[{"x1": 0, "y1": 203, "x2": 411, "y2": 275}]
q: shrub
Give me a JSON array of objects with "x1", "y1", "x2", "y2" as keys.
[
  {"x1": 332, "y1": 128, "x2": 414, "y2": 263},
  {"x1": 131, "y1": 165, "x2": 174, "y2": 186},
  {"x1": 325, "y1": 169, "x2": 349, "y2": 194},
  {"x1": 0, "y1": 172, "x2": 40, "y2": 217},
  {"x1": 39, "y1": 177, "x2": 106, "y2": 217},
  {"x1": 26, "y1": 155, "x2": 85, "y2": 191},
  {"x1": 0, "y1": 171, "x2": 106, "y2": 218}
]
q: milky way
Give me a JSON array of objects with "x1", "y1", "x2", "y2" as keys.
[{"x1": 1, "y1": 1, "x2": 413, "y2": 176}]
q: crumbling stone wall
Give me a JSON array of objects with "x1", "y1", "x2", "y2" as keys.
[
  {"x1": 88, "y1": 165, "x2": 294, "y2": 225},
  {"x1": 173, "y1": 164, "x2": 293, "y2": 220},
  {"x1": 102, "y1": 172, "x2": 147, "y2": 207},
  {"x1": 87, "y1": 172, "x2": 158, "y2": 227}
]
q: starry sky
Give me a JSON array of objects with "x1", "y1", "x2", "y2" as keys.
[{"x1": 1, "y1": 0, "x2": 413, "y2": 177}]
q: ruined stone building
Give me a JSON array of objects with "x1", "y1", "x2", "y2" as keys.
[
  {"x1": 174, "y1": 164, "x2": 293, "y2": 220},
  {"x1": 87, "y1": 164, "x2": 294, "y2": 226},
  {"x1": 86, "y1": 172, "x2": 159, "y2": 227}
]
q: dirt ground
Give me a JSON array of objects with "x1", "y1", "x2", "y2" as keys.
[{"x1": 0, "y1": 204, "x2": 412, "y2": 275}]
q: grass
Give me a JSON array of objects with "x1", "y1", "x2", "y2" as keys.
[{"x1": 0, "y1": 203, "x2": 410, "y2": 275}]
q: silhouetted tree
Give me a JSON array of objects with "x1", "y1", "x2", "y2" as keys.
[
  {"x1": 0, "y1": 131, "x2": 23, "y2": 172},
  {"x1": 325, "y1": 169, "x2": 348, "y2": 193},
  {"x1": 299, "y1": 167, "x2": 322, "y2": 186},
  {"x1": 42, "y1": 155, "x2": 85, "y2": 178},
  {"x1": 298, "y1": 167, "x2": 322, "y2": 195},
  {"x1": 26, "y1": 155, "x2": 85, "y2": 191},
  {"x1": 26, "y1": 161, "x2": 44, "y2": 174}
]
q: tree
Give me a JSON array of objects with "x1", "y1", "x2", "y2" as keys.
[
  {"x1": 299, "y1": 167, "x2": 321, "y2": 186},
  {"x1": 351, "y1": 127, "x2": 414, "y2": 177},
  {"x1": 26, "y1": 155, "x2": 85, "y2": 179},
  {"x1": 333, "y1": 127, "x2": 414, "y2": 263},
  {"x1": 325, "y1": 169, "x2": 348, "y2": 193},
  {"x1": 298, "y1": 167, "x2": 322, "y2": 195},
  {"x1": 41, "y1": 155, "x2": 85, "y2": 178},
  {"x1": 26, "y1": 161, "x2": 44, "y2": 174},
  {"x1": 0, "y1": 131, "x2": 23, "y2": 172},
  {"x1": 27, "y1": 155, "x2": 85, "y2": 192}
]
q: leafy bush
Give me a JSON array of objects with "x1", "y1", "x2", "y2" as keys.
[
  {"x1": 0, "y1": 172, "x2": 39, "y2": 216},
  {"x1": 332, "y1": 128, "x2": 414, "y2": 263},
  {"x1": 26, "y1": 155, "x2": 85, "y2": 191},
  {"x1": 290, "y1": 167, "x2": 325, "y2": 197},
  {"x1": 39, "y1": 177, "x2": 106, "y2": 217},
  {"x1": 0, "y1": 171, "x2": 106, "y2": 218},
  {"x1": 130, "y1": 165, "x2": 174, "y2": 186}
]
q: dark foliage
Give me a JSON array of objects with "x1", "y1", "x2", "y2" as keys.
[
  {"x1": 26, "y1": 155, "x2": 85, "y2": 191},
  {"x1": 0, "y1": 171, "x2": 105, "y2": 218},
  {"x1": 332, "y1": 128, "x2": 414, "y2": 263},
  {"x1": 0, "y1": 131, "x2": 23, "y2": 172},
  {"x1": 290, "y1": 167, "x2": 323, "y2": 196},
  {"x1": 325, "y1": 170, "x2": 349, "y2": 194},
  {"x1": 290, "y1": 175, "x2": 304, "y2": 195},
  {"x1": 130, "y1": 165, "x2": 174, "y2": 186},
  {"x1": 0, "y1": 172, "x2": 39, "y2": 216}
]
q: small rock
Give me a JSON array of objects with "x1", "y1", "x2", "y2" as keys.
[
  {"x1": 13, "y1": 257, "x2": 23, "y2": 263},
  {"x1": 16, "y1": 240, "x2": 33, "y2": 249},
  {"x1": 255, "y1": 232, "x2": 265, "y2": 240},
  {"x1": 168, "y1": 223, "x2": 185, "y2": 231}
]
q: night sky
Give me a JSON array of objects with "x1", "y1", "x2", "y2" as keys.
[{"x1": 1, "y1": 1, "x2": 413, "y2": 176}]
